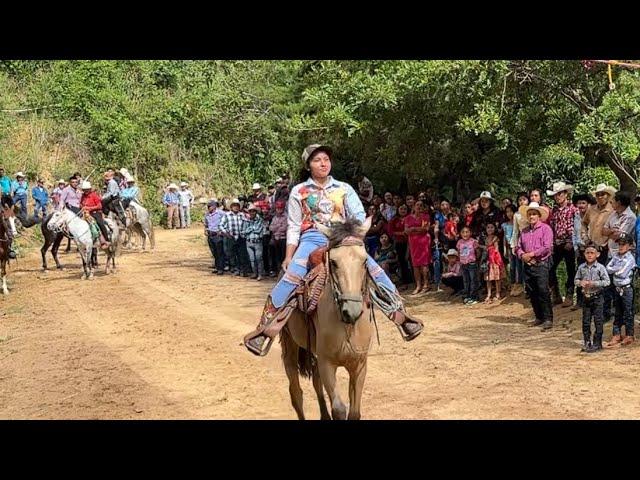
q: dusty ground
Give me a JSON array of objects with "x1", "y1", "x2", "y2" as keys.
[{"x1": 1, "y1": 227, "x2": 640, "y2": 419}]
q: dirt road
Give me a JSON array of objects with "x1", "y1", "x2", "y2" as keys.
[{"x1": 2, "y1": 228, "x2": 640, "y2": 419}]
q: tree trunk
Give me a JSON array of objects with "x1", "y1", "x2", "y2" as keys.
[{"x1": 601, "y1": 150, "x2": 638, "y2": 197}]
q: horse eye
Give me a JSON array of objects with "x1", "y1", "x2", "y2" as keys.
[{"x1": 330, "y1": 260, "x2": 338, "y2": 268}]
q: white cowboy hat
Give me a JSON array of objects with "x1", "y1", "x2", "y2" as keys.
[
  {"x1": 546, "y1": 181, "x2": 574, "y2": 196},
  {"x1": 519, "y1": 201, "x2": 549, "y2": 222},
  {"x1": 126, "y1": 176, "x2": 135, "y2": 183},
  {"x1": 119, "y1": 167, "x2": 130, "y2": 176},
  {"x1": 592, "y1": 183, "x2": 617, "y2": 197},
  {"x1": 58, "y1": 179, "x2": 66, "y2": 184},
  {"x1": 180, "y1": 181, "x2": 188, "y2": 187},
  {"x1": 252, "y1": 183, "x2": 261, "y2": 190},
  {"x1": 446, "y1": 249, "x2": 459, "y2": 257},
  {"x1": 477, "y1": 191, "x2": 494, "y2": 202},
  {"x1": 15, "y1": 172, "x2": 25, "y2": 178},
  {"x1": 230, "y1": 198, "x2": 240, "y2": 206},
  {"x1": 246, "y1": 203, "x2": 258, "y2": 211},
  {"x1": 168, "y1": 183, "x2": 178, "y2": 190},
  {"x1": 81, "y1": 181, "x2": 92, "y2": 190}
]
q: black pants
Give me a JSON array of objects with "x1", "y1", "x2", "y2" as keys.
[
  {"x1": 441, "y1": 276, "x2": 464, "y2": 293},
  {"x1": 1, "y1": 194, "x2": 12, "y2": 208},
  {"x1": 91, "y1": 211, "x2": 110, "y2": 241},
  {"x1": 102, "y1": 196, "x2": 126, "y2": 223},
  {"x1": 395, "y1": 241, "x2": 413, "y2": 285},
  {"x1": 225, "y1": 237, "x2": 250, "y2": 274},
  {"x1": 596, "y1": 247, "x2": 613, "y2": 319},
  {"x1": 582, "y1": 294, "x2": 604, "y2": 344},
  {"x1": 271, "y1": 238, "x2": 286, "y2": 272},
  {"x1": 262, "y1": 234, "x2": 272, "y2": 273},
  {"x1": 524, "y1": 259, "x2": 554, "y2": 323},
  {"x1": 549, "y1": 243, "x2": 576, "y2": 296},
  {"x1": 575, "y1": 249, "x2": 586, "y2": 307},
  {"x1": 66, "y1": 204, "x2": 81, "y2": 214},
  {"x1": 207, "y1": 234, "x2": 225, "y2": 271}
]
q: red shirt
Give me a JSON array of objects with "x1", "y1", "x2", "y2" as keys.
[
  {"x1": 389, "y1": 215, "x2": 408, "y2": 244},
  {"x1": 444, "y1": 220, "x2": 458, "y2": 240},
  {"x1": 81, "y1": 191, "x2": 103, "y2": 212}
]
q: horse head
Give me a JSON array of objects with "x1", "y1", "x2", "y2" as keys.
[
  {"x1": 316, "y1": 216, "x2": 372, "y2": 324},
  {"x1": 47, "y1": 209, "x2": 70, "y2": 231},
  {"x1": 1, "y1": 205, "x2": 17, "y2": 236}
]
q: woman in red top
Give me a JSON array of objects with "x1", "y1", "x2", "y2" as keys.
[
  {"x1": 80, "y1": 181, "x2": 110, "y2": 247},
  {"x1": 388, "y1": 204, "x2": 412, "y2": 286},
  {"x1": 404, "y1": 200, "x2": 432, "y2": 295}
]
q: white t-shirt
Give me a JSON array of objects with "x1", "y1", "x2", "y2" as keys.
[{"x1": 178, "y1": 189, "x2": 193, "y2": 207}]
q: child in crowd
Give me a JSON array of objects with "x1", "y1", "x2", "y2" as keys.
[
  {"x1": 375, "y1": 233, "x2": 398, "y2": 275},
  {"x1": 483, "y1": 223, "x2": 505, "y2": 303},
  {"x1": 605, "y1": 233, "x2": 636, "y2": 347},
  {"x1": 441, "y1": 249, "x2": 464, "y2": 294},
  {"x1": 574, "y1": 243, "x2": 610, "y2": 353},
  {"x1": 502, "y1": 204, "x2": 517, "y2": 292},
  {"x1": 444, "y1": 212, "x2": 459, "y2": 250},
  {"x1": 456, "y1": 226, "x2": 479, "y2": 305}
]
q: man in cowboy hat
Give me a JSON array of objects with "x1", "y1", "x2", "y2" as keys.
[
  {"x1": 219, "y1": 198, "x2": 249, "y2": 276},
  {"x1": 242, "y1": 203, "x2": 266, "y2": 281},
  {"x1": 51, "y1": 179, "x2": 66, "y2": 210},
  {"x1": 582, "y1": 183, "x2": 616, "y2": 260},
  {"x1": 80, "y1": 181, "x2": 110, "y2": 248},
  {"x1": 516, "y1": 202, "x2": 554, "y2": 331},
  {"x1": 120, "y1": 176, "x2": 139, "y2": 209},
  {"x1": 11, "y1": 172, "x2": 29, "y2": 215},
  {"x1": 178, "y1": 181, "x2": 194, "y2": 229},
  {"x1": 102, "y1": 170, "x2": 127, "y2": 225},
  {"x1": 162, "y1": 183, "x2": 181, "y2": 229},
  {"x1": 547, "y1": 181, "x2": 579, "y2": 307}
]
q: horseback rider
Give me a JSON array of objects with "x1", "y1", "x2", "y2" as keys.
[
  {"x1": 80, "y1": 181, "x2": 111, "y2": 248},
  {"x1": 120, "y1": 176, "x2": 140, "y2": 210},
  {"x1": 243, "y1": 144, "x2": 424, "y2": 356},
  {"x1": 101, "y1": 171, "x2": 127, "y2": 225},
  {"x1": 58, "y1": 176, "x2": 83, "y2": 213}
]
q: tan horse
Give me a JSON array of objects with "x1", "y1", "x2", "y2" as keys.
[{"x1": 281, "y1": 218, "x2": 373, "y2": 420}]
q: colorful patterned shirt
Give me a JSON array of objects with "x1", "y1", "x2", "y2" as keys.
[
  {"x1": 286, "y1": 176, "x2": 364, "y2": 246},
  {"x1": 550, "y1": 202, "x2": 578, "y2": 243}
]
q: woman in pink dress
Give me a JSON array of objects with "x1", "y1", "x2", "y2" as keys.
[{"x1": 405, "y1": 200, "x2": 432, "y2": 295}]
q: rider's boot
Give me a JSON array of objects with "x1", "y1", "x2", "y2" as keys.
[
  {"x1": 244, "y1": 296, "x2": 296, "y2": 356},
  {"x1": 370, "y1": 283, "x2": 424, "y2": 341}
]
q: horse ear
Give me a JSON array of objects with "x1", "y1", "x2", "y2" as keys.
[
  {"x1": 356, "y1": 216, "x2": 372, "y2": 238},
  {"x1": 315, "y1": 222, "x2": 332, "y2": 238}
]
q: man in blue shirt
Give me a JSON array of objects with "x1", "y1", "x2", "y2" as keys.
[
  {"x1": 162, "y1": 183, "x2": 180, "y2": 229},
  {"x1": 11, "y1": 172, "x2": 29, "y2": 216},
  {"x1": 605, "y1": 233, "x2": 636, "y2": 347},
  {"x1": 0, "y1": 167, "x2": 12, "y2": 208},
  {"x1": 31, "y1": 179, "x2": 49, "y2": 219},
  {"x1": 204, "y1": 199, "x2": 226, "y2": 274}
]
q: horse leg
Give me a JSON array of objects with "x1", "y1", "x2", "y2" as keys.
[
  {"x1": 318, "y1": 358, "x2": 347, "y2": 420},
  {"x1": 347, "y1": 359, "x2": 367, "y2": 420},
  {"x1": 311, "y1": 362, "x2": 331, "y2": 420},
  {"x1": 52, "y1": 235, "x2": 64, "y2": 270},
  {"x1": 1, "y1": 261, "x2": 8, "y2": 295},
  {"x1": 41, "y1": 239, "x2": 51, "y2": 271},
  {"x1": 281, "y1": 330, "x2": 305, "y2": 420}
]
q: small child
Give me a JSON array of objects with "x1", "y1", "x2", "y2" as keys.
[
  {"x1": 482, "y1": 223, "x2": 505, "y2": 303},
  {"x1": 441, "y1": 249, "x2": 464, "y2": 294},
  {"x1": 605, "y1": 233, "x2": 636, "y2": 347},
  {"x1": 574, "y1": 243, "x2": 610, "y2": 353},
  {"x1": 375, "y1": 233, "x2": 398, "y2": 275},
  {"x1": 444, "y1": 212, "x2": 459, "y2": 250},
  {"x1": 456, "y1": 226, "x2": 480, "y2": 305}
]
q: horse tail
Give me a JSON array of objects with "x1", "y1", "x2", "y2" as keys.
[{"x1": 280, "y1": 327, "x2": 314, "y2": 379}]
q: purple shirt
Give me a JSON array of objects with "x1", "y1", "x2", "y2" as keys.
[
  {"x1": 516, "y1": 221, "x2": 553, "y2": 262},
  {"x1": 58, "y1": 185, "x2": 82, "y2": 209},
  {"x1": 204, "y1": 209, "x2": 224, "y2": 233}
]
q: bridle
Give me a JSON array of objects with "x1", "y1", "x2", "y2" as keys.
[{"x1": 326, "y1": 235, "x2": 369, "y2": 325}]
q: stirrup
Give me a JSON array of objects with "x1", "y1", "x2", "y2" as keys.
[
  {"x1": 392, "y1": 311, "x2": 423, "y2": 341},
  {"x1": 244, "y1": 333, "x2": 275, "y2": 357}
]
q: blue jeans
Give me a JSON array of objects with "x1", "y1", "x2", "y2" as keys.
[
  {"x1": 612, "y1": 285, "x2": 634, "y2": 336},
  {"x1": 461, "y1": 263, "x2": 479, "y2": 301},
  {"x1": 14, "y1": 195, "x2": 27, "y2": 215},
  {"x1": 432, "y1": 244, "x2": 442, "y2": 287},
  {"x1": 246, "y1": 241, "x2": 264, "y2": 277},
  {"x1": 34, "y1": 201, "x2": 47, "y2": 218},
  {"x1": 270, "y1": 229, "x2": 396, "y2": 308}
]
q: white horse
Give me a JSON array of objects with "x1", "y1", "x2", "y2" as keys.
[
  {"x1": 123, "y1": 200, "x2": 155, "y2": 251},
  {"x1": 47, "y1": 208, "x2": 95, "y2": 280}
]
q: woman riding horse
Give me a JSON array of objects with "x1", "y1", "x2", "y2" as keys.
[{"x1": 244, "y1": 144, "x2": 424, "y2": 356}]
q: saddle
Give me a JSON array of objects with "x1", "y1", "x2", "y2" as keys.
[{"x1": 294, "y1": 246, "x2": 328, "y2": 317}]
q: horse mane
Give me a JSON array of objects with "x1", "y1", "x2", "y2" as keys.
[{"x1": 327, "y1": 219, "x2": 364, "y2": 248}]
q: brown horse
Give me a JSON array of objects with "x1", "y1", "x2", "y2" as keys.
[
  {"x1": 0, "y1": 205, "x2": 18, "y2": 294},
  {"x1": 281, "y1": 218, "x2": 374, "y2": 420}
]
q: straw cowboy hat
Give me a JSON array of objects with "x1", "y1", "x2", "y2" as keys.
[
  {"x1": 519, "y1": 201, "x2": 549, "y2": 221},
  {"x1": 446, "y1": 249, "x2": 459, "y2": 257},
  {"x1": 180, "y1": 181, "x2": 188, "y2": 187},
  {"x1": 81, "y1": 181, "x2": 92, "y2": 190},
  {"x1": 168, "y1": 183, "x2": 178, "y2": 190},
  {"x1": 547, "y1": 181, "x2": 573, "y2": 197},
  {"x1": 229, "y1": 198, "x2": 241, "y2": 207},
  {"x1": 252, "y1": 183, "x2": 262, "y2": 190},
  {"x1": 592, "y1": 183, "x2": 617, "y2": 197},
  {"x1": 15, "y1": 172, "x2": 25, "y2": 178},
  {"x1": 58, "y1": 179, "x2": 66, "y2": 185}
]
